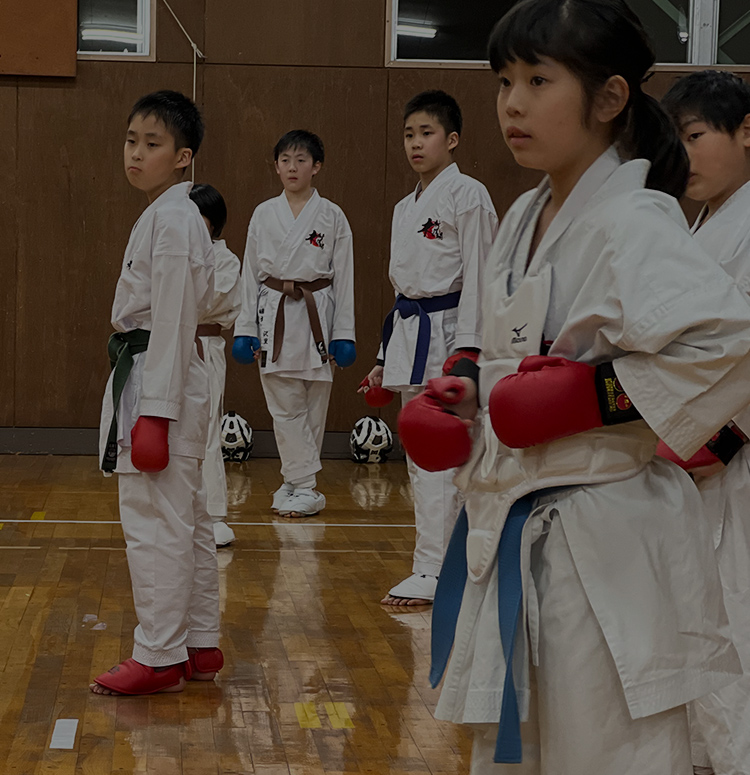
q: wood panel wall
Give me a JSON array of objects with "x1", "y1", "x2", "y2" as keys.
[
  {"x1": 0, "y1": 1, "x2": 729, "y2": 436},
  {"x1": 0, "y1": 80, "x2": 17, "y2": 426},
  {"x1": 0, "y1": 0, "x2": 77, "y2": 77}
]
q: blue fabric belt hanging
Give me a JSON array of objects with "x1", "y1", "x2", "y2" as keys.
[
  {"x1": 381, "y1": 291, "x2": 461, "y2": 385},
  {"x1": 430, "y1": 493, "x2": 540, "y2": 764}
]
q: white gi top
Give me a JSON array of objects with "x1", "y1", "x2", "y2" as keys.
[
  {"x1": 99, "y1": 181, "x2": 214, "y2": 470},
  {"x1": 235, "y1": 189, "x2": 355, "y2": 381},
  {"x1": 691, "y1": 181, "x2": 750, "y2": 437},
  {"x1": 439, "y1": 149, "x2": 750, "y2": 727},
  {"x1": 382, "y1": 163, "x2": 498, "y2": 389},
  {"x1": 199, "y1": 239, "x2": 241, "y2": 329}
]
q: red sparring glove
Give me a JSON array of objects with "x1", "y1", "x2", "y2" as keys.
[
  {"x1": 489, "y1": 356, "x2": 639, "y2": 448},
  {"x1": 657, "y1": 424, "x2": 746, "y2": 473},
  {"x1": 358, "y1": 376, "x2": 395, "y2": 408},
  {"x1": 442, "y1": 349, "x2": 480, "y2": 376},
  {"x1": 131, "y1": 416, "x2": 170, "y2": 473},
  {"x1": 398, "y1": 377, "x2": 473, "y2": 472}
]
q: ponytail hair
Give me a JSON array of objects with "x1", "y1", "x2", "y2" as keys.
[
  {"x1": 625, "y1": 91, "x2": 688, "y2": 198},
  {"x1": 488, "y1": 0, "x2": 689, "y2": 198}
]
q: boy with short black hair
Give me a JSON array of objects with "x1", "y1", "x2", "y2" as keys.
[
  {"x1": 92, "y1": 90, "x2": 223, "y2": 695},
  {"x1": 360, "y1": 89, "x2": 498, "y2": 605},
  {"x1": 233, "y1": 129, "x2": 356, "y2": 518},
  {"x1": 661, "y1": 69, "x2": 750, "y2": 774}
]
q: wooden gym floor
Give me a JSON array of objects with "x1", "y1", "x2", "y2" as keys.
[{"x1": 0, "y1": 455, "x2": 471, "y2": 774}]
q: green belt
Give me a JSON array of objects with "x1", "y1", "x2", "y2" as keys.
[{"x1": 101, "y1": 329, "x2": 150, "y2": 472}]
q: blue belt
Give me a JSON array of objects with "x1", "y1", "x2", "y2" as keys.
[
  {"x1": 381, "y1": 291, "x2": 461, "y2": 385},
  {"x1": 430, "y1": 495, "x2": 537, "y2": 764}
]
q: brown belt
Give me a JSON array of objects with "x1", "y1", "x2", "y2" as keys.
[
  {"x1": 196, "y1": 323, "x2": 222, "y2": 337},
  {"x1": 263, "y1": 277, "x2": 332, "y2": 364}
]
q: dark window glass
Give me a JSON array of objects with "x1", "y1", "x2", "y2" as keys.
[
  {"x1": 78, "y1": 0, "x2": 148, "y2": 54},
  {"x1": 395, "y1": 0, "x2": 690, "y2": 64},
  {"x1": 718, "y1": 0, "x2": 750, "y2": 65}
]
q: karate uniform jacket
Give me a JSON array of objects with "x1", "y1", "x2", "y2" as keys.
[
  {"x1": 99, "y1": 182, "x2": 215, "y2": 473},
  {"x1": 235, "y1": 189, "x2": 355, "y2": 381},
  {"x1": 381, "y1": 163, "x2": 498, "y2": 389}
]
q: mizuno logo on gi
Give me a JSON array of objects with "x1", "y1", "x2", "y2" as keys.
[
  {"x1": 306, "y1": 230, "x2": 325, "y2": 249},
  {"x1": 511, "y1": 323, "x2": 528, "y2": 344},
  {"x1": 418, "y1": 218, "x2": 443, "y2": 240}
]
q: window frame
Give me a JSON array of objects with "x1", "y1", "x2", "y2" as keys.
[
  {"x1": 77, "y1": 0, "x2": 156, "y2": 63},
  {"x1": 385, "y1": 0, "x2": 750, "y2": 70}
]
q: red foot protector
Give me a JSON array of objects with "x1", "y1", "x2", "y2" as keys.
[
  {"x1": 358, "y1": 376, "x2": 395, "y2": 407},
  {"x1": 398, "y1": 377, "x2": 472, "y2": 472},
  {"x1": 442, "y1": 349, "x2": 480, "y2": 376},
  {"x1": 92, "y1": 658, "x2": 191, "y2": 695},
  {"x1": 189, "y1": 647, "x2": 224, "y2": 679},
  {"x1": 131, "y1": 416, "x2": 170, "y2": 472}
]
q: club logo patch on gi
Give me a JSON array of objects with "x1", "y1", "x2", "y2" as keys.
[
  {"x1": 511, "y1": 323, "x2": 528, "y2": 344},
  {"x1": 306, "y1": 230, "x2": 325, "y2": 249},
  {"x1": 126, "y1": 260, "x2": 133, "y2": 270},
  {"x1": 418, "y1": 218, "x2": 443, "y2": 240}
]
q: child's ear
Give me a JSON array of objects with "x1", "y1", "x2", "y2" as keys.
[
  {"x1": 176, "y1": 147, "x2": 193, "y2": 170},
  {"x1": 741, "y1": 113, "x2": 750, "y2": 148},
  {"x1": 312, "y1": 161, "x2": 322, "y2": 176},
  {"x1": 594, "y1": 75, "x2": 630, "y2": 125},
  {"x1": 447, "y1": 131, "x2": 459, "y2": 152}
]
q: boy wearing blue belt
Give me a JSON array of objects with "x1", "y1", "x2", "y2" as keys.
[{"x1": 360, "y1": 90, "x2": 498, "y2": 605}]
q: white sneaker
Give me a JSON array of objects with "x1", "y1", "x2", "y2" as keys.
[
  {"x1": 387, "y1": 574, "x2": 438, "y2": 602},
  {"x1": 213, "y1": 521, "x2": 236, "y2": 547},
  {"x1": 271, "y1": 483, "x2": 295, "y2": 511},
  {"x1": 277, "y1": 488, "x2": 326, "y2": 517}
]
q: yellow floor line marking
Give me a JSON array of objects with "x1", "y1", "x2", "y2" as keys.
[
  {"x1": 31, "y1": 511, "x2": 46, "y2": 520},
  {"x1": 295, "y1": 702, "x2": 322, "y2": 728},
  {"x1": 324, "y1": 702, "x2": 354, "y2": 729}
]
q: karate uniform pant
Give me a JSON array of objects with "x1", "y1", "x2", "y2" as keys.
[
  {"x1": 260, "y1": 372, "x2": 332, "y2": 487},
  {"x1": 401, "y1": 388, "x2": 462, "y2": 577},
  {"x1": 118, "y1": 455, "x2": 220, "y2": 666},
  {"x1": 200, "y1": 335, "x2": 228, "y2": 520},
  {"x1": 467, "y1": 516, "x2": 692, "y2": 775},
  {"x1": 691, "y1": 463, "x2": 750, "y2": 775}
]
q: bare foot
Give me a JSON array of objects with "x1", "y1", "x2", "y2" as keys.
[
  {"x1": 89, "y1": 675, "x2": 186, "y2": 695},
  {"x1": 380, "y1": 594, "x2": 432, "y2": 606}
]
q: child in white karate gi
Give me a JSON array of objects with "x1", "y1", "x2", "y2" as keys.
[
  {"x1": 398, "y1": 2, "x2": 750, "y2": 772},
  {"x1": 660, "y1": 70, "x2": 750, "y2": 775},
  {"x1": 233, "y1": 130, "x2": 356, "y2": 518},
  {"x1": 92, "y1": 91, "x2": 222, "y2": 696},
  {"x1": 361, "y1": 90, "x2": 498, "y2": 606},
  {"x1": 190, "y1": 184, "x2": 242, "y2": 548}
]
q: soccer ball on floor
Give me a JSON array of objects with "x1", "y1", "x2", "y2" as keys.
[
  {"x1": 221, "y1": 411, "x2": 253, "y2": 462},
  {"x1": 350, "y1": 416, "x2": 393, "y2": 464}
]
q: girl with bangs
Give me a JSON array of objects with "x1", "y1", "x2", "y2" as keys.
[{"x1": 397, "y1": 0, "x2": 750, "y2": 772}]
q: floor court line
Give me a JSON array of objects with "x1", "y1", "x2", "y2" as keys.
[{"x1": 0, "y1": 519, "x2": 415, "y2": 528}]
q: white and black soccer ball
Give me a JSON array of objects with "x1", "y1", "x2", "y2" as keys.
[
  {"x1": 221, "y1": 411, "x2": 253, "y2": 462},
  {"x1": 350, "y1": 416, "x2": 393, "y2": 464}
]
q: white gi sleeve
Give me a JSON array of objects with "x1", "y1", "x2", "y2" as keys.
[
  {"x1": 330, "y1": 210, "x2": 355, "y2": 342},
  {"x1": 234, "y1": 216, "x2": 261, "y2": 338},
  {"x1": 139, "y1": 212, "x2": 201, "y2": 420},
  {"x1": 597, "y1": 200, "x2": 750, "y2": 459},
  {"x1": 454, "y1": 203, "x2": 499, "y2": 351},
  {"x1": 206, "y1": 244, "x2": 242, "y2": 329}
]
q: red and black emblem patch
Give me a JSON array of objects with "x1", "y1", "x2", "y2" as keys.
[
  {"x1": 306, "y1": 230, "x2": 325, "y2": 249},
  {"x1": 418, "y1": 218, "x2": 443, "y2": 240}
]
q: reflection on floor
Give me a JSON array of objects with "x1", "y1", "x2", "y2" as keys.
[{"x1": 0, "y1": 455, "x2": 470, "y2": 774}]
